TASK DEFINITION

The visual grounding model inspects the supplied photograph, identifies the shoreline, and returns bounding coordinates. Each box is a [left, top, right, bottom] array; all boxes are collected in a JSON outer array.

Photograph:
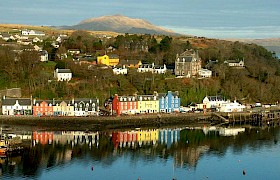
[[0, 113, 212, 131]]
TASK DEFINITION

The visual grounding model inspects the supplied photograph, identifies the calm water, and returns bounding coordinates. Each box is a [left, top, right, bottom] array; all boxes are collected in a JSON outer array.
[[1, 126, 280, 180]]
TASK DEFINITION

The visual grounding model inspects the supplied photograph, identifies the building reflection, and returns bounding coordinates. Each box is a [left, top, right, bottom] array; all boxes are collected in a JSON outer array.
[[0, 126, 271, 179]]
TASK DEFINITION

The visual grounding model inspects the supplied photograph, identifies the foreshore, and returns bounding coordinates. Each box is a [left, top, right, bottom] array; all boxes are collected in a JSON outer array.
[[0, 113, 212, 131]]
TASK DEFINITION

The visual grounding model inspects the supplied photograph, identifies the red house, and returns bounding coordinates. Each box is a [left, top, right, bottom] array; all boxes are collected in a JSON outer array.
[[33, 100, 54, 116], [112, 94, 138, 116]]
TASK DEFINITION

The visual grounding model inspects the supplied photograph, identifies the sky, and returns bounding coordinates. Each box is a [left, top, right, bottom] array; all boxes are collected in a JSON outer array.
[[1, 0, 280, 39]]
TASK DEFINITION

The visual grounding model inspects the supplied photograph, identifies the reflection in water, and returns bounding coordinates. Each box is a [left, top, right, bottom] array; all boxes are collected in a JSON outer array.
[[0, 126, 279, 179]]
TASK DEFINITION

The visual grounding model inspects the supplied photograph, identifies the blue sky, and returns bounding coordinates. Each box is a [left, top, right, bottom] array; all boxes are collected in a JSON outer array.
[[1, 0, 280, 38]]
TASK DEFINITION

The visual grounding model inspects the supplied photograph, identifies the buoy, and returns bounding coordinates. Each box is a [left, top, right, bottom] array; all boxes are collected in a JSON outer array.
[[91, 166, 94, 171], [243, 170, 246, 175]]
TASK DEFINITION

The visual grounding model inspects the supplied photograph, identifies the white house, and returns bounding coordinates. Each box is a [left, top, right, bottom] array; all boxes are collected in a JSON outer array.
[[218, 101, 246, 112], [54, 68, 72, 81], [224, 59, 245, 68], [198, 69, 212, 78], [203, 95, 227, 109], [21, 29, 45, 36], [113, 66, 128, 75], [153, 64, 167, 74], [2, 97, 32, 115], [32, 37, 43, 43], [39, 50, 48, 62], [137, 63, 154, 73], [67, 49, 80, 55]]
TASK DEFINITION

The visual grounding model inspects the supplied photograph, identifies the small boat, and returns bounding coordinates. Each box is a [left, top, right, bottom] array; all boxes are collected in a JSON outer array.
[[0, 146, 7, 154]]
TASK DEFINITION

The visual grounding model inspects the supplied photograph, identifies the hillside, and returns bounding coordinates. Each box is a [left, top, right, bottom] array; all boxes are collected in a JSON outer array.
[[59, 14, 179, 35], [0, 23, 280, 105]]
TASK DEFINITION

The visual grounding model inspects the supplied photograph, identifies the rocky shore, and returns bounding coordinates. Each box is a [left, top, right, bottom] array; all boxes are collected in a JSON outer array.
[[0, 113, 212, 131]]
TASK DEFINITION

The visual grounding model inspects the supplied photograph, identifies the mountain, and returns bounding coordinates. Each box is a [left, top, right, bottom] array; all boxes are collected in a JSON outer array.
[[59, 14, 179, 35]]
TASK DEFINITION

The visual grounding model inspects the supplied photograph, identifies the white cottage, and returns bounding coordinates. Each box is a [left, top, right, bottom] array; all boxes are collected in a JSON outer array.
[[113, 66, 128, 75], [2, 97, 32, 115], [54, 68, 72, 81], [198, 69, 212, 78], [203, 95, 227, 109]]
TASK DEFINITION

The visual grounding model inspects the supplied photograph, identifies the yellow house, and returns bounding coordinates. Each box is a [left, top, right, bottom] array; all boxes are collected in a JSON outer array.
[[97, 54, 119, 66], [137, 94, 159, 114], [137, 129, 159, 146]]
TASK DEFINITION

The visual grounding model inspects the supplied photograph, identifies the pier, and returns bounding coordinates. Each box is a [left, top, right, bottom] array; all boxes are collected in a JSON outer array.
[[211, 111, 280, 127]]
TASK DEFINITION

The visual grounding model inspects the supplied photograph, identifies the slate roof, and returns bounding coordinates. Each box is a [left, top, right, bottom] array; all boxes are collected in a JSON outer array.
[[118, 59, 140, 66], [137, 95, 158, 101], [139, 64, 153, 68], [207, 95, 224, 101], [56, 69, 71, 73], [2, 98, 31, 106]]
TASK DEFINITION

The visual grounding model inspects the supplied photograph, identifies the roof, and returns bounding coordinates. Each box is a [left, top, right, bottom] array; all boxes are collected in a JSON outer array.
[[177, 49, 199, 62], [39, 50, 48, 55], [108, 54, 119, 59], [118, 59, 141, 66], [139, 64, 153, 68], [206, 95, 224, 101], [137, 95, 158, 101], [56, 69, 71, 73], [154, 65, 165, 69], [74, 98, 99, 103], [224, 59, 244, 63], [2, 98, 31, 106]]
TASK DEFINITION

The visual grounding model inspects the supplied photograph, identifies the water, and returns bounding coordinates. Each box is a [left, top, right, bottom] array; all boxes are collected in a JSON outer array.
[[1, 126, 280, 179]]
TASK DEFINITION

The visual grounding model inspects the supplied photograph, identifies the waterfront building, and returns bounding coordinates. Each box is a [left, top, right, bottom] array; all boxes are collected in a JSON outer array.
[[175, 49, 202, 77], [218, 101, 246, 112], [137, 93, 159, 114], [202, 95, 227, 109], [2, 97, 32, 115], [112, 94, 138, 116], [33, 100, 53, 116], [97, 54, 119, 66], [52, 100, 74, 116], [158, 91, 180, 113], [72, 98, 99, 116]]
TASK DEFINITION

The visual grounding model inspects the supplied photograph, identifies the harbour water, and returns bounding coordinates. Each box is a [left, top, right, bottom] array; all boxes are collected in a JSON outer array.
[[1, 125, 280, 180]]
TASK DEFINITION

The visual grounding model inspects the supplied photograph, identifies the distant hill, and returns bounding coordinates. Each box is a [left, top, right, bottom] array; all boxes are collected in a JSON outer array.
[[59, 14, 180, 35], [225, 38, 280, 54]]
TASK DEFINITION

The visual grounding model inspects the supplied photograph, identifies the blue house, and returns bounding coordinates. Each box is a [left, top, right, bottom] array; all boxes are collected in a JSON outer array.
[[158, 91, 180, 113]]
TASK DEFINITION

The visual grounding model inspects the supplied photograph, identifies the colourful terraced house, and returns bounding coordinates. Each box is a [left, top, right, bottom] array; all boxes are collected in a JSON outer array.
[[137, 93, 159, 114], [158, 91, 180, 113], [112, 95, 138, 116]]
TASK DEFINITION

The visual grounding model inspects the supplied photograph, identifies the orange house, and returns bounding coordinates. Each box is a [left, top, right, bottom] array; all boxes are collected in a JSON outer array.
[[33, 100, 54, 116]]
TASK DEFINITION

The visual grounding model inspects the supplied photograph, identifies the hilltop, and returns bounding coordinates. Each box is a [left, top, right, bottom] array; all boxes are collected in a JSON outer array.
[[59, 14, 179, 35]]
